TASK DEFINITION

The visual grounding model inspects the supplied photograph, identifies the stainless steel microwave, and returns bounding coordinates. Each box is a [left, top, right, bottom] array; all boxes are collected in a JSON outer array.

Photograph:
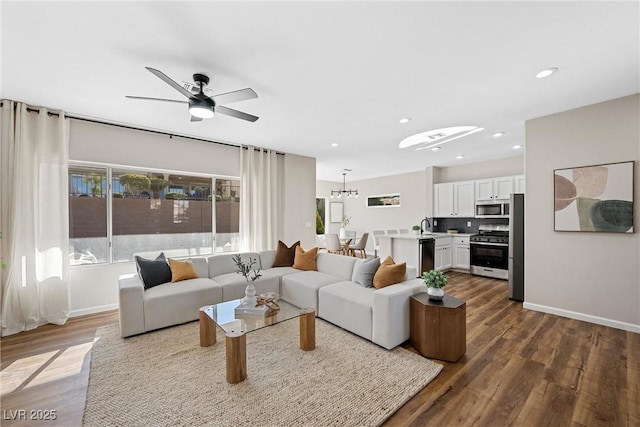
[[475, 201, 509, 218]]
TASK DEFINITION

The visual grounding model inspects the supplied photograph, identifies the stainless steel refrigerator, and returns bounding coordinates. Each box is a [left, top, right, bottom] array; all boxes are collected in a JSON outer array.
[[508, 193, 525, 301]]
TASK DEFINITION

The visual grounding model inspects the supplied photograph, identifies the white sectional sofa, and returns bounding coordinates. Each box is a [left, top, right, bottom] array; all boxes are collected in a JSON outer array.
[[118, 250, 426, 349]]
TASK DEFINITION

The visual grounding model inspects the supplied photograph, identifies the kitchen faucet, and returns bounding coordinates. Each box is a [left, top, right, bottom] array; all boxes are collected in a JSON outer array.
[[420, 217, 431, 234]]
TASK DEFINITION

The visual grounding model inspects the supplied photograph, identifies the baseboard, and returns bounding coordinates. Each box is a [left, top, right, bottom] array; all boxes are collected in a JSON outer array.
[[70, 304, 119, 318], [523, 302, 640, 333]]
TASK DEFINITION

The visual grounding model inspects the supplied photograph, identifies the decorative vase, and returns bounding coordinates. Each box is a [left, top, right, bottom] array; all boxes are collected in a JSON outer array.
[[242, 282, 257, 307], [339, 228, 346, 239], [427, 286, 444, 301]]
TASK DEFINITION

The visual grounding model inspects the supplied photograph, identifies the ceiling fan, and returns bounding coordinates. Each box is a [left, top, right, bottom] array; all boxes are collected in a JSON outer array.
[[126, 67, 258, 122]]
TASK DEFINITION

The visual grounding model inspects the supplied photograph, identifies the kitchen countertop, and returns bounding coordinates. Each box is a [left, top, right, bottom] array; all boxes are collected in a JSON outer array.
[[379, 233, 473, 240]]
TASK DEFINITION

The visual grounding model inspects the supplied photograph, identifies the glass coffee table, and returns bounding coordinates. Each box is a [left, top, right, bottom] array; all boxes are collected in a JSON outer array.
[[199, 298, 315, 384]]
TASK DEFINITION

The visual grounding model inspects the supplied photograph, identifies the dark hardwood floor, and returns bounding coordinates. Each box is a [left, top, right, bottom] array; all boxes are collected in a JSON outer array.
[[1, 272, 638, 426]]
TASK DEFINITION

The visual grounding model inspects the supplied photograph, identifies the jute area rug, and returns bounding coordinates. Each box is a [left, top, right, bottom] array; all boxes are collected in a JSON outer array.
[[84, 319, 442, 426]]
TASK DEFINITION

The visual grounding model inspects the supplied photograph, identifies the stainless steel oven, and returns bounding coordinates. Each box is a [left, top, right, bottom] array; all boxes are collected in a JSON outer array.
[[470, 225, 509, 280]]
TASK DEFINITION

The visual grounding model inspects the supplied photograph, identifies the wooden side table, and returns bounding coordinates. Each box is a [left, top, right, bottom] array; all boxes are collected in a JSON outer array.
[[410, 293, 466, 362]]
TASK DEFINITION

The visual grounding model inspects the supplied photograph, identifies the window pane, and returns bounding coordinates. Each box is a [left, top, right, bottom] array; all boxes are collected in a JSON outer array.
[[69, 166, 108, 264], [215, 179, 240, 253], [112, 170, 213, 262]]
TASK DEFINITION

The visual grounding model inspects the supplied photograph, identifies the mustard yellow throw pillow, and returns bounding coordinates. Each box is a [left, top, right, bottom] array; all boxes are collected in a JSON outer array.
[[373, 256, 406, 289], [168, 258, 199, 283], [292, 246, 318, 271]]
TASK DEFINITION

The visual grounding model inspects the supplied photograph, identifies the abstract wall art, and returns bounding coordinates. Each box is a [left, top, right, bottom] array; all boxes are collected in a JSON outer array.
[[554, 161, 634, 233], [366, 193, 401, 208]]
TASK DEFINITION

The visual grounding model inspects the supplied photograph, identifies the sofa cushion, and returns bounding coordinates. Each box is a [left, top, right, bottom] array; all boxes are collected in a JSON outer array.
[[316, 252, 358, 280], [373, 257, 406, 289], [293, 246, 318, 271], [352, 257, 380, 288], [208, 252, 260, 277], [273, 240, 300, 267], [212, 271, 280, 301], [318, 282, 373, 341], [135, 253, 171, 289], [143, 278, 222, 332], [281, 271, 343, 312], [168, 258, 199, 282], [265, 266, 300, 278]]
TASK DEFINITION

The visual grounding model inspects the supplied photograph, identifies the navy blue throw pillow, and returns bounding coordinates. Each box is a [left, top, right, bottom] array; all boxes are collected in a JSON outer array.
[[135, 252, 172, 289]]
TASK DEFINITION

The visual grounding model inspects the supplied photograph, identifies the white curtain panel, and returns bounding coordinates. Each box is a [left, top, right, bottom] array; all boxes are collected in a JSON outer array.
[[240, 146, 279, 251], [0, 100, 70, 336]]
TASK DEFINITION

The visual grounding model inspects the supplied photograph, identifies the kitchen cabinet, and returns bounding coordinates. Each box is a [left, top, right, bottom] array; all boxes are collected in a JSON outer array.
[[475, 176, 514, 201], [514, 175, 525, 194], [434, 181, 474, 217], [434, 237, 452, 271], [452, 236, 470, 270]]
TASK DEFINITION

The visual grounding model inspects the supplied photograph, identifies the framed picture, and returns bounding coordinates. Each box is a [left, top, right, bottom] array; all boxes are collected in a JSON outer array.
[[329, 202, 343, 223], [554, 161, 634, 232], [366, 193, 401, 208]]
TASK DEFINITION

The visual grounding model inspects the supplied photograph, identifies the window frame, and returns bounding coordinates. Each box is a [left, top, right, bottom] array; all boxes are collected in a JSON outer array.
[[68, 160, 240, 267]]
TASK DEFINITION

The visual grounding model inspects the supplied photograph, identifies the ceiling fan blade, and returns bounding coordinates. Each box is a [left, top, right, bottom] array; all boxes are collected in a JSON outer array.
[[190, 116, 203, 122], [211, 88, 258, 105], [215, 106, 259, 122], [125, 95, 188, 104], [145, 67, 194, 99]]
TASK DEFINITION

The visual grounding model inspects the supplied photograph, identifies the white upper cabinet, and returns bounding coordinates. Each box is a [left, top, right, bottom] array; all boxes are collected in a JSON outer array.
[[514, 175, 525, 194], [475, 176, 514, 201], [434, 181, 475, 217], [434, 183, 454, 217], [454, 181, 475, 216]]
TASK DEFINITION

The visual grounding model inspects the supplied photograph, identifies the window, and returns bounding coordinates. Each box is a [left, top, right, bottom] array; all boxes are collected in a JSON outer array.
[[68, 164, 240, 265], [69, 166, 108, 265]]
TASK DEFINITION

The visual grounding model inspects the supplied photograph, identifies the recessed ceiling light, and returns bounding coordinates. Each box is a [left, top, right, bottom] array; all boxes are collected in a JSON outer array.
[[536, 67, 559, 79], [492, 131, 506, 138], [513, 145, 523, 150], [331, 143, 339, 147], [431, 147, 441, 151], [456, 155, 464, 159], [399, 117, 411, 124], [399, 126, 484, 150]]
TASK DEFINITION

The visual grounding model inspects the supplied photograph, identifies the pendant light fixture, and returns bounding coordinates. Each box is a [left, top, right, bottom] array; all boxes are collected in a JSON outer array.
[[331, 170, 358, 198]]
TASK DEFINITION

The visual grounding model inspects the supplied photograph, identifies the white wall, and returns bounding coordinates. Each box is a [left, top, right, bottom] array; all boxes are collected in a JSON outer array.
[[436, 155, 524, 183], [317, 171, 427, 253], [525, 94, 640, 332], [70, 119, 241, 176], [68, 120, 316, 316]]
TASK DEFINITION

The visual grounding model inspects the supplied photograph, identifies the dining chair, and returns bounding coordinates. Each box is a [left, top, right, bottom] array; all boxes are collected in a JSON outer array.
[[386, 229, 399, 235], [372, 230, 386, 256], [397, 229, 409, 234], [325, 234, 343, 254], [349, 233, 369, 258]]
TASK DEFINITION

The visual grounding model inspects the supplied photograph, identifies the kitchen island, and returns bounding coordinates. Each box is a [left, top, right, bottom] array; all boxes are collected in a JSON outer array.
[[378, 233, 472, 276]]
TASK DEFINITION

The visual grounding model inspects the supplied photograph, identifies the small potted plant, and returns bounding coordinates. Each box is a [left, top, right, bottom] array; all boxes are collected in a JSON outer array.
[[422, 269, 448, 300], [233, 254, 262, 307], [339, 215, 351, 239], [412, 225, 421, 235]]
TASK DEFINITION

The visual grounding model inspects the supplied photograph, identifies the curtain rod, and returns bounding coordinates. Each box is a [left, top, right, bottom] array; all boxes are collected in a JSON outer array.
[[1, 100, 284, 154]]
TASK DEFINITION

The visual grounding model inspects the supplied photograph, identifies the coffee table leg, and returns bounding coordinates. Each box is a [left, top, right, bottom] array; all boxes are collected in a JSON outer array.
[[300, 309, 316, 351], [199, 306, 216, 347], [225, 331, 247, 384]]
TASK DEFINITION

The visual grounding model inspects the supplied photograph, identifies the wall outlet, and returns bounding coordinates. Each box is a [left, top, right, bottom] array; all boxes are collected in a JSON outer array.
[[305, 221, 312, 227], [467, 221, 472, 227]]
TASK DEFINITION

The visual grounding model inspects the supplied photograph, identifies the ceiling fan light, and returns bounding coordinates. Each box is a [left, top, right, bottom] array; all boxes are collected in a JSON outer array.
[[189, 105, 214, 119]]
